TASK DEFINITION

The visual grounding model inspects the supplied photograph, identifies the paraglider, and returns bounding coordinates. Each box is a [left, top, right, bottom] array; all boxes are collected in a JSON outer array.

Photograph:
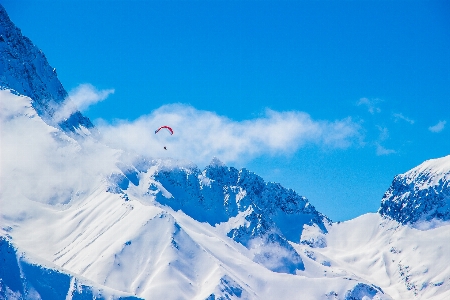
[[155, 126, 173, 150], [155, 125, 173, 135]]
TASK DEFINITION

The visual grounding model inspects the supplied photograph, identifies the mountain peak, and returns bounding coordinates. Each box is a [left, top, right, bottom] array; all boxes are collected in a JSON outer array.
[[379, 154, 450, 227], [0, 4, 8, 21], [208, 156, 225, 167], [0, 4, 93, 133]]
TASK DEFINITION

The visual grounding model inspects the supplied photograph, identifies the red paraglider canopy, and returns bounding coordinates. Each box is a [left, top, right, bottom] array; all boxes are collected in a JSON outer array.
[[155, 125, 174, 135]]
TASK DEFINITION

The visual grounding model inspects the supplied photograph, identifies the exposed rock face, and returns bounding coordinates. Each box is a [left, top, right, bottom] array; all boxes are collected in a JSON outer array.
[[379, 155, 450, 225], [107, 156, 330, 274], [0, 4, 93, 132], [151, 160, 330, 234], [108, 158, 330, 274]]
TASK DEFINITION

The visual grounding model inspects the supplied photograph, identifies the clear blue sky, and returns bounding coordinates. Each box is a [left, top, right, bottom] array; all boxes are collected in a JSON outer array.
[[4, 0, 449, 221]]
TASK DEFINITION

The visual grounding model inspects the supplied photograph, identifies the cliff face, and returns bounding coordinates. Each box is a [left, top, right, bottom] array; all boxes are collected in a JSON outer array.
[[0, 4, 93, 132], [379, 155, 450, 226]]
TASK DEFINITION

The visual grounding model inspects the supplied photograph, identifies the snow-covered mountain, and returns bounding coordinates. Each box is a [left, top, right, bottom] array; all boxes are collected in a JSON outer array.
[[379, 155, 450, 227], [0, 4, 93, 133], [1, 5, 449, 300], [108, 156, 331, 275]]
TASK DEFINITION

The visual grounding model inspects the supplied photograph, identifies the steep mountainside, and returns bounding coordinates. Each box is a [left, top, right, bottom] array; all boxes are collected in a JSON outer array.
[[379, 155, 450, 226], [0, 4, 93, 132], [108, 157, 331, 274], [0, 237, 141, 300]]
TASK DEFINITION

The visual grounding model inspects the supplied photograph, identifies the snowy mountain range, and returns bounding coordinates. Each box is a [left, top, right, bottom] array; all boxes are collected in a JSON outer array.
[[1, 5, 449, 299]]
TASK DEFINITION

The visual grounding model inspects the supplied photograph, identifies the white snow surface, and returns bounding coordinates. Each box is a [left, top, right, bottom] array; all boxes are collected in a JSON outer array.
[[402, 155, 450, 189], [316, 213, 450, 300], [1, 90, 449, 299]]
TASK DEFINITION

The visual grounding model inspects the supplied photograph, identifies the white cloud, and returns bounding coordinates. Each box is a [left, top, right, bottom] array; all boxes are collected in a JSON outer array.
[[376, 143, 396, 156], [0, 88, 363, 208], [0, 90, 118, 207], [393, 113, 414, 125], [357, 97, 382, 114], [53, 84, 114, 122], [376, 126, 390, 141], [428, 120, 446, 133], [374, 126, 396, 156], [97, 104, 363, 166]]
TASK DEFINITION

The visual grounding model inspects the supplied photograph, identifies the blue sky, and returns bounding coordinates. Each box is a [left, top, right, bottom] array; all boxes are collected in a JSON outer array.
[[4, 0, 449, 221]]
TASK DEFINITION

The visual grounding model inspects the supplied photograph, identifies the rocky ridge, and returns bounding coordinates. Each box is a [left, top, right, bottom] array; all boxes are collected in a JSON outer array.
[[379, 155, 450, 226], [0, 4, 93, 133], [108, 157, 331, 274]]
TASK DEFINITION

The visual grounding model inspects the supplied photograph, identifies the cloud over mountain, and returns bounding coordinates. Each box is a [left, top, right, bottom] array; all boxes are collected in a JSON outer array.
[[53, 84, 115, 122], [96, 104, 362, 165]]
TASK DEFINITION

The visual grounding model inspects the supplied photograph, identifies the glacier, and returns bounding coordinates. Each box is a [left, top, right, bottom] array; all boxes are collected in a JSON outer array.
[[1, 4, 450, 300]]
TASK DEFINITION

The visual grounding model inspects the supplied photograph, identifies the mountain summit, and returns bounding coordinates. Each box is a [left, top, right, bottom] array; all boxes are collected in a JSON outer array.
[[379, 155, 450, 227], [0, 4, 93, 133]]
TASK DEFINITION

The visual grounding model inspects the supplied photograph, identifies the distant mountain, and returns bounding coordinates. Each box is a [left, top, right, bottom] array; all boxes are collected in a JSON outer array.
[[0, 4, 93, 133], [379, 155, 450, 227]]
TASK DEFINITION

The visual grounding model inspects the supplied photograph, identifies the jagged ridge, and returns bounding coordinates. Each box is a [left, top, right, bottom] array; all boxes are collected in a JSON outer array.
[[0, 4, 93, 133], [108, 157, 330, 274]]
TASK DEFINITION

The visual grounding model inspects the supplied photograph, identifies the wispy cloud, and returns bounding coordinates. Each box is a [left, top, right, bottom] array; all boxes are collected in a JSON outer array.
[[393, 113, 414, 125], [97, 104, 363, 166], [376, 126, 390, 141], [376, 143, 396, 156], [53, 84, 114, 122], [428, 120, 446, 133], [357, 97, 382, 114], [374, 126, 396, 156]]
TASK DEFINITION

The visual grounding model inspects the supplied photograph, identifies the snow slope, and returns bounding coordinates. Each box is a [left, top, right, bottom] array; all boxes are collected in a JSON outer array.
[[315, 213, 450, 300], [0, 237, 141, 300]]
